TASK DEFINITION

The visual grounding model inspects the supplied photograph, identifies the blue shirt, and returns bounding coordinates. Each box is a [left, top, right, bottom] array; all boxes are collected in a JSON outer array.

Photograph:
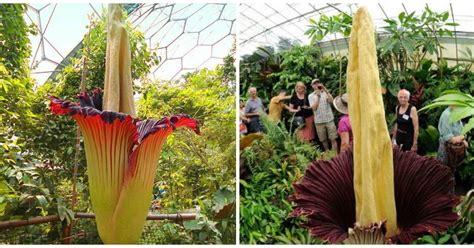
[[438, 107, 463, 143]]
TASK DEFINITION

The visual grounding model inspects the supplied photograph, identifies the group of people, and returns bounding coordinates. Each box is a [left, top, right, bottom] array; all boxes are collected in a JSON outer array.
[[240, 79, 469, 167], [241, 79, 352, 154]]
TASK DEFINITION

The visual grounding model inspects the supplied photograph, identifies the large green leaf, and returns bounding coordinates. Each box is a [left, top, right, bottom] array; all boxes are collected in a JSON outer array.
[[35, 195, 47, 207], [401, 38, 415, 54], [438, 234, 451, 244], [183, 219, 205, 231], [387, 81, 401, 97], [420, 101, 472, 112], [449, 107, 474, 124], [213, 188, 235, 213], [462, 117, 474, 134], [434, 92, 474, 103]]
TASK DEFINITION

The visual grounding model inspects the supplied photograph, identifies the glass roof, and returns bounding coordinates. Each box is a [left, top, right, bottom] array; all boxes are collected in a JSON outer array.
[[25, 3, 236, 85], [239, 2, 474, 56]]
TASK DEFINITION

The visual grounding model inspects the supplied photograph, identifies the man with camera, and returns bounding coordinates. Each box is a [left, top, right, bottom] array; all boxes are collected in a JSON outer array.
[[308, 79, 338, 152]]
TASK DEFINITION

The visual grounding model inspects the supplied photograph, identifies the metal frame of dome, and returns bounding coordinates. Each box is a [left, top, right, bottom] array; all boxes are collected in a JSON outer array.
[[26, 3, 235, 84], [239, 2, 474, 64]]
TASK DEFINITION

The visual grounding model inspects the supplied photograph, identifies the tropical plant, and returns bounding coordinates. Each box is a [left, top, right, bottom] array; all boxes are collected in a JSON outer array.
[[240, 46, 282, 102], [0, 4, 36, 79], [139, 221, 192, 244], [240, 116, 326, 244], [291, 147, 459, 244], [271, 45, 321, 92], [417, 125, 439, 155], [45, 4, 198, 243], [412, 189, 473, 244], [24, 7, 159, 171], [457, 138, 474, 187], [305, 12, 352, 44], [241, 44, 347, 106], [0, 4, 36, 159], [291, 8, 459, 244], [136, 63, 236, 244], [138, 67, 235, 211], [1, 3, 235, 244], [221, 40, 236, 84], [420, 90, 474, 134], [183, 188, 236, 244]]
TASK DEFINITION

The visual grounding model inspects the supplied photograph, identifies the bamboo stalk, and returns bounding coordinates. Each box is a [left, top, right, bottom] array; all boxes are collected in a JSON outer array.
[[0, 213, 197, 230]]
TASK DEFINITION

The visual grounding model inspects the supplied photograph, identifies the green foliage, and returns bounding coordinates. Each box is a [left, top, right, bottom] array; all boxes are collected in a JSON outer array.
[[377, 7, 458, 72], [240, 6, 474, 245], [70, 219, 102, 244], [302, 6, 471, 122], [24, 8, 159, 172], [1, 5, 162, 244], [306, 12, 352, 44], [240, 46, 282, 102], [272, 45, 321, 91], [412, 190, 474, 244], [418, 125, 439, 153], [0, 4, 36, 79], [0, 63, 34, 148], [240, 44, 346, 105], [1, 3, 235, 244], [183, 188, 236, 244], [0, 223, 62, 244], [0, 5, 73, 242], [420, 90, 474, 134], [240, 116, 326, 244], [457, 138, 474, 187], [306, 6, 458, 75], [139, 221, 192, 244], [0, 145, 77, 242], [137, 65, 235, 243], [0, 4, 35, 156], [221, 40, 236, 84]]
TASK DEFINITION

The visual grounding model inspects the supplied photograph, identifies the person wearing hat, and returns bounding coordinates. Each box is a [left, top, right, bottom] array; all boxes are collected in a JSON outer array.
[[334, 93, 352, 153], [308, 79, 338, 152]]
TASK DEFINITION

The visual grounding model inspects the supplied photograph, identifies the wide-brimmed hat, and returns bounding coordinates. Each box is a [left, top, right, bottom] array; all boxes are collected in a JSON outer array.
[[333, 93, 348, 114]]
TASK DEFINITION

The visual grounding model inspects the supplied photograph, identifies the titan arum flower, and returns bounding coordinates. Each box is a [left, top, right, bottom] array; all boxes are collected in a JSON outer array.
[[49, 4, 199, 244], [289, 7, 459, 244]]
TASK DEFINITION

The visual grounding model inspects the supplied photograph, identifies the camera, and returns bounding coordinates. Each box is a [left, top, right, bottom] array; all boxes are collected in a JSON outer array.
[[317, 85, 323, 90]]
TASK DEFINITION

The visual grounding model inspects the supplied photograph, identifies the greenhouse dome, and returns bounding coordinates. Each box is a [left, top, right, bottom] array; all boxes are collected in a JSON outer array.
[[25, 3, 236, 84], [240, 2, 474, 63]]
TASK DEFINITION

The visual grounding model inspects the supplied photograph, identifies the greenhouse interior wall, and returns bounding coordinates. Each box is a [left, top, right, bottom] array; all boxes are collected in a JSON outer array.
[[317, 31, 474, 70]]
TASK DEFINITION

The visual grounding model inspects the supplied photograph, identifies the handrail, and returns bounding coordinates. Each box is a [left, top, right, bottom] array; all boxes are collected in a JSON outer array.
[[0, 212, 197, 230]]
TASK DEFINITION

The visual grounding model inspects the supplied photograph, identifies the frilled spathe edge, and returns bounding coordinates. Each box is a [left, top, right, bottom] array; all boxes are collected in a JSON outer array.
[[49, 91, 199, 146], [290, 147, 459, 244]]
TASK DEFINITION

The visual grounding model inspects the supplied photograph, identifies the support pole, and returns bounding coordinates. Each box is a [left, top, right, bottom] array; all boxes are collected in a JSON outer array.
[[62, 26, 91, 245]]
